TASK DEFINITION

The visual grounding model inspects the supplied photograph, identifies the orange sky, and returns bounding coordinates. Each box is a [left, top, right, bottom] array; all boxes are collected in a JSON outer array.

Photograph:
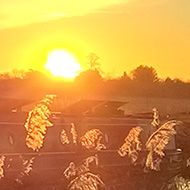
[[0, 0, 190, 80]]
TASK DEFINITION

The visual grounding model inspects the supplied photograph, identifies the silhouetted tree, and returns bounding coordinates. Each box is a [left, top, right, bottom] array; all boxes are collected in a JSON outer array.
[[120, 71, 131, 81], [0, 72, 11, 79], [87, 53, 100, 70], [130, 65, 158, 97], [131, 65, 158, 83], [0, 69, 26, 79], [11, 69, 26, 79], [117, 72, 133, 96], [74, 69, 103, 96]]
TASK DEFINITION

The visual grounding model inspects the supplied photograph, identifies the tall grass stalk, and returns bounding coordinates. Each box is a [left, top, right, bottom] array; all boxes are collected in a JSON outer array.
[[118, 126, 143, 163], [24, 95, 56, 151]]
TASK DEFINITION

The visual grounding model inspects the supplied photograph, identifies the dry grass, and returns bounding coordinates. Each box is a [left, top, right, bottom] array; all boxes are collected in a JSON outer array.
[[60, 123, 77, 145], [60, 129, 70, 145], [71, 123, 77, 145], [80, 129, 106, 151], [151, 108, 160, 127], [0, 155, 5, 179], [15, 156, 35, 184], [118, 108, 182, 171], [186, 157, 190, 167], [21, 96, 184, 188], [64, 155, 98, 179], [24, 95, 56, 151], [174, 176, 190, 190], [118, 126, 143, 163], [64, 155, 104, 190], [145, 120, 181, 170], [68, 172, 104, 190], [163, 175, 190, 190]]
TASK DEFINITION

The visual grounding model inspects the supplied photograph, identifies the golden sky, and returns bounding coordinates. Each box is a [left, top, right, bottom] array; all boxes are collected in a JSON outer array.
[[0, 0, 190, 80]]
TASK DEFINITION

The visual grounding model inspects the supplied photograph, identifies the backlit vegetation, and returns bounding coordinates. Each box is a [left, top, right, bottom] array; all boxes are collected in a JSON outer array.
[[118, 109, 182, 172], [174, 176, 190, 190], [64, 155, 104, 190], [24, 95, 56, 151], [71, 123, 77, 145], [15, 156, 35, 184], [80, 129, 106, 150], [2, 65, 190, 100], [162, 175, 190, 190], [145, 120, 181, 171], [0, 155, 5, 179], [60, 129, 70, 145], [151, 108, 160, 127], [0, 93, 186, 189], [118, 126, 143, 163]]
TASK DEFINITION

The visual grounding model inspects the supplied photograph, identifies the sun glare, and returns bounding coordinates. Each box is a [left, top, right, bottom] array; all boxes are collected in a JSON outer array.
[[45, 50, 82, 79]]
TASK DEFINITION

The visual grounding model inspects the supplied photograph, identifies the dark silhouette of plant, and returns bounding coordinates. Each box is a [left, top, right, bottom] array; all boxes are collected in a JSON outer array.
[[74, 69, 103, 95]]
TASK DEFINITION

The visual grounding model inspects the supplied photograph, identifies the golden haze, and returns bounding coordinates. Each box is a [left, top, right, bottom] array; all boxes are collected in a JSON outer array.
[[0, 0, 189, 80]]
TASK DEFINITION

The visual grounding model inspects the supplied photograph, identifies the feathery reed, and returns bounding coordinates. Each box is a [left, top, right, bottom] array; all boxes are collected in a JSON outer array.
[[24, 95, 56, 151], [71, 123, 77, 145], [118, 126, 143, 163], [0, 156, 5, 179], [60, 129, 70, 145], [68, 172, 104, 190], [64, 155, 98, 179], [186, 157, 190, 167], [174, 175, 190, 190], [15, 156, 35, 184], [145, 120, 181, 170], [80, 129, 106, 150], [151, 108, 160, 127], [64, 155, 104, 190]]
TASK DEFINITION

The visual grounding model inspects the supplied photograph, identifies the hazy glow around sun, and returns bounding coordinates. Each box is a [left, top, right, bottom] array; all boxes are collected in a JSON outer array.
[[45, 49, 82, 79]]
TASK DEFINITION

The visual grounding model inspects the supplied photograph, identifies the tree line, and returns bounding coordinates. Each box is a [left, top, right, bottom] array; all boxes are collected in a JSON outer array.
[[0, 54, 190, 99]]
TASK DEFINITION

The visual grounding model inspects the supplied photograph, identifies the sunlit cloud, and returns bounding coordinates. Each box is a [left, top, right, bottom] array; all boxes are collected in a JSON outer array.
[[0, 0, 126, 29], [41, 13, 68, 18], [91, 10, 129, 14]]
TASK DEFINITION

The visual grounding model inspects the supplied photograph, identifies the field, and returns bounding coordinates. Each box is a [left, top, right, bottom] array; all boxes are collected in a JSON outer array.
[[118, 96, 190, 117]]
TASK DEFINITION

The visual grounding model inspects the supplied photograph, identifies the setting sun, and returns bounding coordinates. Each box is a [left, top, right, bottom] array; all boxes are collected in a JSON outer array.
[[45, 49, 82, 79]]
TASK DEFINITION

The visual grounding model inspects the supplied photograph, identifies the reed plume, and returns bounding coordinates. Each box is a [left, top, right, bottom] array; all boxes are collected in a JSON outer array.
[[0, 155, 5, 179], [15, 156, 35, 184], [186, 157, 190, 167], [60, 129, 70, 145], [64, 155, 104, 190], [64, 155, 98, 179], [145, 120, 181, 170], [68, 172, 104, 190], [24, 95, 56, 151], [80, 129, 106, 150], [174, 175, 190, 190], [118, 126, 143, 163], [151, 108, 160, 127], [71, 123, 77, 145]]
